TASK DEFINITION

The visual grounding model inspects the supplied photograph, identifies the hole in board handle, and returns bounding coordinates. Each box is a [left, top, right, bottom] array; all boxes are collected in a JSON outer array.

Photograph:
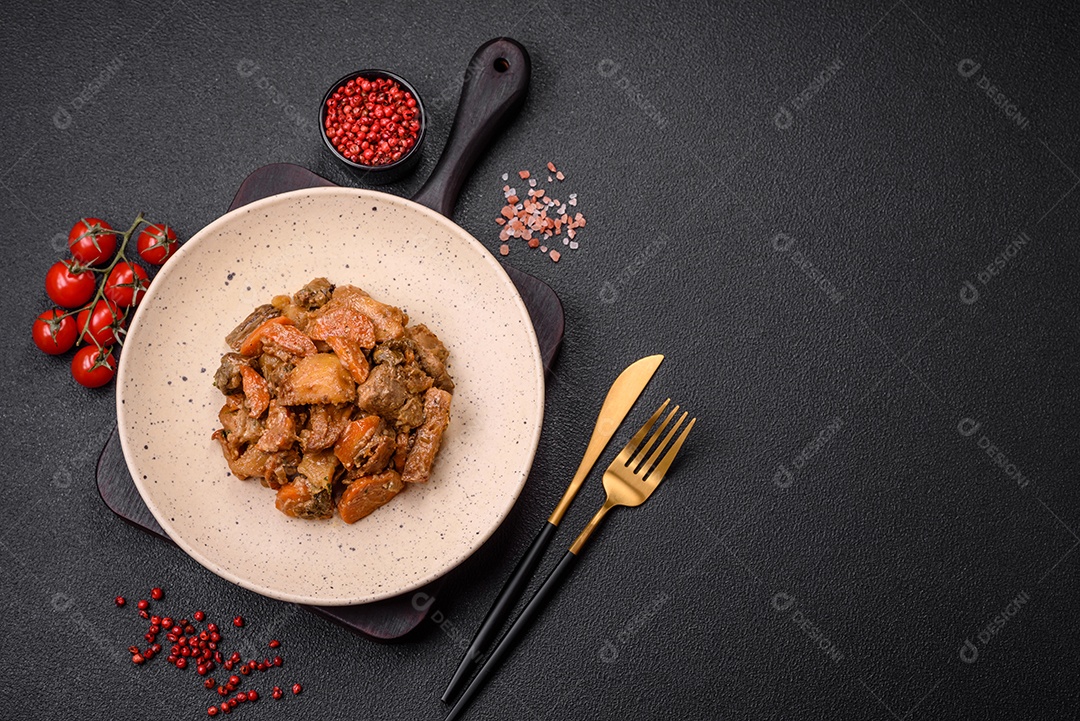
[[493, 57, 509, 72]]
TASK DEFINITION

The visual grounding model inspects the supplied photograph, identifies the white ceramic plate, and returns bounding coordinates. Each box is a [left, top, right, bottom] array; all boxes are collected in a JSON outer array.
[[117, 187, 544, 606]]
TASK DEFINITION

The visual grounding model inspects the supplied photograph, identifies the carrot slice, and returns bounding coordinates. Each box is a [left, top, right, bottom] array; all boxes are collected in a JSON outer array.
[[274, 478, 333, 519], [325, 336, 370, 384], [333, 415, 382, 468], [275, 480, 310, 518], [238, 365, 270, 417], [242, 322, 317, 359], [238, 316, 292, 355], [306, 306, 376, 349], [337, 470, 404, 524]]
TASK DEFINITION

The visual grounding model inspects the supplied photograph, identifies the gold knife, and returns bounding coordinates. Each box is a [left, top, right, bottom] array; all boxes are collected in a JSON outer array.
[[442, 354, 663, 702], [547, 354, 665, 524]]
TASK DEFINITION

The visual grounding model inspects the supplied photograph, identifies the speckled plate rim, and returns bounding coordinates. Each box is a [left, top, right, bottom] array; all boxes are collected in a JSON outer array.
[[116, 186, 545, 606]]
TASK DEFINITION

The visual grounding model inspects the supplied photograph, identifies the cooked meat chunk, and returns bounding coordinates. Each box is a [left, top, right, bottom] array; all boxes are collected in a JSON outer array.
[[214, 279, 453, 522], [393, 427, 411, 472], [397, 396, 424, 428], [407, 324, 454, 393], [216, 394, 264, 449], [211, 428, 240, 462], [307, 306, 376, 349], [299, 403, 353, 451], [398, 361, 434, 395], [337, 470, 404, 523], [226, 304, 281, 351], [275, 476, 333, 520], [334, 415, 396, 475], [239, 366, 270, 418], [354, 364, 407, 417], [355, 364, 424, 427], [368, 341, 434, 400], [263, 447, 301, 489], [240, 318, 317, 360], [258, 353, 294, 393], [213, 353, 252, 395], [371, 339, 413, 366], [277, 353, 356, 405], [328, 285, 408, 342], [256, 401, 297, 452], [292, 277, 335, 310], [401, 388, 452, 483], [220, 444, 272, 480]]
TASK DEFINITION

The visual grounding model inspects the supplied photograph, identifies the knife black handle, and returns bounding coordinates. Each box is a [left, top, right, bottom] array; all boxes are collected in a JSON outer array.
[[444, 550, 578, 721], [441, 521, 557, 703]]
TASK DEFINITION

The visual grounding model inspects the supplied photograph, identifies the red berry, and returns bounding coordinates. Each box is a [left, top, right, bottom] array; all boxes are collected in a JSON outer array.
[[233, 616, 244, 628], [247, 691, 258, 702], [292, 683, 302, 695], [115, 596, 126, 607], [132, 654, 145, 665], [269, 639, 280, 649], [150, 587, 163, 600], [194, 610, 205, 622], [207, 708, 218, 717], [137, 599, 149, 611], [205, 678, 216, 689]]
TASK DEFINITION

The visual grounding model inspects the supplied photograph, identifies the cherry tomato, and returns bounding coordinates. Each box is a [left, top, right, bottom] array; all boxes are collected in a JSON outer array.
[[32, 308, 77, 355], [71, 345, 116, 388], [68, 217, 118, 267], [76, 299, 125, 347], [104, 260, 149, 308], [45, 260, 96, 308], [137, 224, 179, 265]]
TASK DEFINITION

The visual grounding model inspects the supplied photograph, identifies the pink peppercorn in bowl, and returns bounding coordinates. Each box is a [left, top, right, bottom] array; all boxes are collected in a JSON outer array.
[[319, 69, 426, 184]]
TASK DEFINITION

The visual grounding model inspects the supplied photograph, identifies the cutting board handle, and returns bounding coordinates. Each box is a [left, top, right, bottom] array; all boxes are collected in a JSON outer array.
[[412, 38, 531, 217]]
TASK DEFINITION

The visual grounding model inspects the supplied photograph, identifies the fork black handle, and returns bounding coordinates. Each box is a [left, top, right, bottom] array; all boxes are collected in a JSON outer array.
[[442, 521, 558, 702], [444, 550, 578, 721]]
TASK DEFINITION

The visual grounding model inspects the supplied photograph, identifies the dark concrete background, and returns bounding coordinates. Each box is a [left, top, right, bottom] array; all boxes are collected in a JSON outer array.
[[2, 1, 1078, 719]]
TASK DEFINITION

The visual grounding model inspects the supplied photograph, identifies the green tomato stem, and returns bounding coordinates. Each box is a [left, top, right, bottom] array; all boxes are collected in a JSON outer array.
[[78, 212, 147, 347]]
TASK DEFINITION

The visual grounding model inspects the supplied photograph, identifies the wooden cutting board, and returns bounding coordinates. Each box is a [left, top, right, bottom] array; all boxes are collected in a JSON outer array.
[[96, 162, 564, 639]]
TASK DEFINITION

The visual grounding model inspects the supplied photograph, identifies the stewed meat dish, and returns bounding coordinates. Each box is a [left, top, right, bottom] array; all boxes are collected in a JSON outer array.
[[212, 278, 453, 523]]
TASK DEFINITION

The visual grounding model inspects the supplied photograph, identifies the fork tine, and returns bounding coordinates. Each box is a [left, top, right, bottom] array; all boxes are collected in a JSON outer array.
[[644, 417, 695, 485], [614, 399, 670, 466], [637, 410, 687, 476], [629, 405, 679, 470]]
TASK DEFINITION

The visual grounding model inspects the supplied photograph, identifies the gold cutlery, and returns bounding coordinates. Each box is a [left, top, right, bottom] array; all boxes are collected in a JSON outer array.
[[444, 399, 695, 721], [442, 354, 663, 701]]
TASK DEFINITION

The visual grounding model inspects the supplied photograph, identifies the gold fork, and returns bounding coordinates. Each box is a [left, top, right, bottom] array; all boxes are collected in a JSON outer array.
[[444, 399, 695, 721]]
